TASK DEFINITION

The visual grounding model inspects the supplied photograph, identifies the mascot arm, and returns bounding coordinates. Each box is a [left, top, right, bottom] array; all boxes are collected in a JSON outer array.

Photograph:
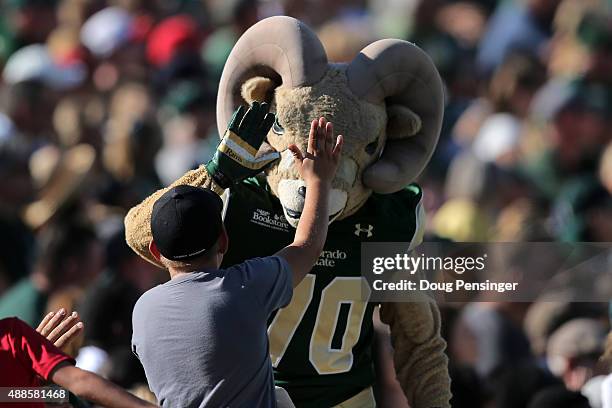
[[377, 201, 450, 407], [379, 298, 451, 408], [124, 165, 224, 268]]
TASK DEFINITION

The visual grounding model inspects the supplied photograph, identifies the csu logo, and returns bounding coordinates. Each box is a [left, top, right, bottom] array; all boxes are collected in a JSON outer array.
[[354, 223, 374, 238]]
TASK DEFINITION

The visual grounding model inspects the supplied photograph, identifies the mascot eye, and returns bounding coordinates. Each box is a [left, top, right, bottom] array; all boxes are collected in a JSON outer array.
[[272, 117, 285, 135], [365, 138, 379, 155]]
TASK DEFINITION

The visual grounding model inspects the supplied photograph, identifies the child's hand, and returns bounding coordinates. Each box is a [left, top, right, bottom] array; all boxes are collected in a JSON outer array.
[[288, 117, 343, 186], [36, 309, 83, 352]]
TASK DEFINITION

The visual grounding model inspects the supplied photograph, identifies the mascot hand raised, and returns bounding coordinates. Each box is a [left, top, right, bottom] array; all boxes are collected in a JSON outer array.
[[206, 102, 279, 189]]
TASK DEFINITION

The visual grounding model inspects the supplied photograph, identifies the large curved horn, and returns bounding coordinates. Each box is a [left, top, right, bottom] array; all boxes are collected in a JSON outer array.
[[347, 40, 444, 193], [216, 16, 328, 137]]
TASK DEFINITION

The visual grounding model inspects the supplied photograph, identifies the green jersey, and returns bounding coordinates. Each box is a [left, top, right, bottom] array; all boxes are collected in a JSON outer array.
[[221, 177, 424, 407]]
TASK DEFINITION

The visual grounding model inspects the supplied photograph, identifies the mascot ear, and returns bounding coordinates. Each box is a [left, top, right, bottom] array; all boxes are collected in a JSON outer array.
[[387, 104, 422, 140], [241, 76, 277, 104]]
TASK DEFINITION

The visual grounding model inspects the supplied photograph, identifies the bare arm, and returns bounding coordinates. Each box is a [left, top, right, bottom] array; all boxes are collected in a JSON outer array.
[[275, 117, 343, 287], [50, 363, 157, 408], [276, 180, 329, 287]]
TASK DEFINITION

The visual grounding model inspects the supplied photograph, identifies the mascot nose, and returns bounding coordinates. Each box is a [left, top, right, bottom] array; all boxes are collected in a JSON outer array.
[[298, 186, 306, 198]]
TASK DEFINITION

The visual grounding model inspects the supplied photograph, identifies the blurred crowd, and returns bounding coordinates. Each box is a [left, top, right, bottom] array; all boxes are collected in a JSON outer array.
[[0, 0, 610, 407]]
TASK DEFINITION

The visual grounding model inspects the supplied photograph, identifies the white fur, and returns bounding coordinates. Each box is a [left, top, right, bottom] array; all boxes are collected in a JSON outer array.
[[278, 179, 348, 227], [279, 149, 295, 171], [337, 157, 358, 186]]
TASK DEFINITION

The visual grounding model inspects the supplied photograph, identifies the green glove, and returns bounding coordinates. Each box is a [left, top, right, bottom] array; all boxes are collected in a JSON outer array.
[[206, 102, 279, 189]]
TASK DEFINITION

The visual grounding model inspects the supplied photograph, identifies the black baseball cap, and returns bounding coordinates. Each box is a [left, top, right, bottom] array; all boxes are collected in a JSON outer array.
[[151, 185, 223, 261]]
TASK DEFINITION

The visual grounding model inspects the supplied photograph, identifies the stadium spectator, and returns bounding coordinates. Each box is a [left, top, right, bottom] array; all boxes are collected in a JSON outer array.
[[0, 140, 35, 291], [523, 81, 612, 200], [477, 0, 561, 75], [491, 360, 562, 408], [0, 221, 103, 326], [450, 302, 533, 379], [546, 318, 608, 392], [527, 385, 591, 408]]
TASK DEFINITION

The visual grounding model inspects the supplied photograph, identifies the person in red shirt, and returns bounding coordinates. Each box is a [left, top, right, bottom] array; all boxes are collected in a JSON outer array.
[[0, 316, 156, 408]]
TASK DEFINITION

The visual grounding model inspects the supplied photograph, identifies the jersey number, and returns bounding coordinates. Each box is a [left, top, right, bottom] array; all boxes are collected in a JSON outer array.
[[268, 276, 369, 374]]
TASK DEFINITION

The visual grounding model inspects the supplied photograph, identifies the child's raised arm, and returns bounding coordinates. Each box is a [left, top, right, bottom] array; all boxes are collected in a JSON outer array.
[[275, 117, 343, 287]]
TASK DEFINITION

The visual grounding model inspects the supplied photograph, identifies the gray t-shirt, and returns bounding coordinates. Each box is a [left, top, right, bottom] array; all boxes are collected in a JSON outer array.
[[132, 256, 293, 408]]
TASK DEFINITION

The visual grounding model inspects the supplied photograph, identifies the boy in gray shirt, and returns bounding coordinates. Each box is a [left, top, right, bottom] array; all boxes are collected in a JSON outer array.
[[131, 106, 343, 408]]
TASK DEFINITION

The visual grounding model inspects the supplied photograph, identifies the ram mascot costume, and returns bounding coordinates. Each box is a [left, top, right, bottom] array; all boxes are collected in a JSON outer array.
[[125, 16, 451, 408]]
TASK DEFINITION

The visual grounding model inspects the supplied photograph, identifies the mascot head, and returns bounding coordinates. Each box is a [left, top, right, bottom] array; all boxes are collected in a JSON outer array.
[[217, 16, 444, 227]]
